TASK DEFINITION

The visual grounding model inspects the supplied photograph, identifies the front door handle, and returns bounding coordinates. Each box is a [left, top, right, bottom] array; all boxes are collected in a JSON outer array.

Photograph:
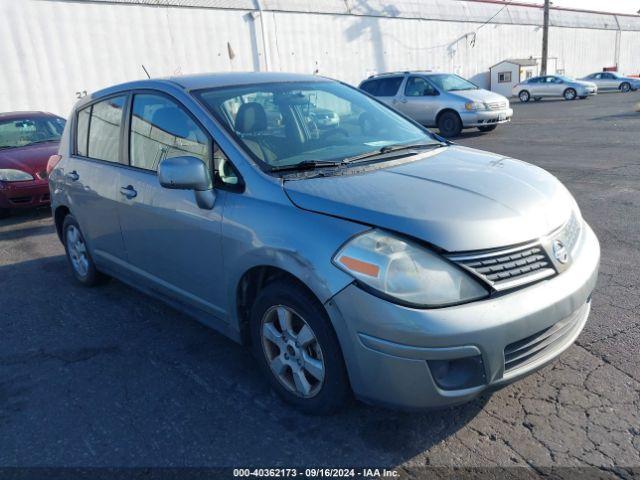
[[66, 171, 79, 182], [120, 185, 137, 199]]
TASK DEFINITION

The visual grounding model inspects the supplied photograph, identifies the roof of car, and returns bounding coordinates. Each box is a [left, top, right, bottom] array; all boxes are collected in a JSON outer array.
[[167, 71, 330, 90], [366, 70, 447, 79]]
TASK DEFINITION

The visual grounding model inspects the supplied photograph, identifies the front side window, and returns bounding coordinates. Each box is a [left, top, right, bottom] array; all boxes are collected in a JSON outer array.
[[0, 116, 65, 150], [405, 77, 437, 96], [129, 94, 210, 171], [427, 74, 478, 92], [85, 96, 126, 163], [196, 81, 437, 170]]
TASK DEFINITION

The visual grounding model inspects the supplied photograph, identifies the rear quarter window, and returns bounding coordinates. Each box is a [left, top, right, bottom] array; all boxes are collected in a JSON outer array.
[[360, 77, 403, 97]]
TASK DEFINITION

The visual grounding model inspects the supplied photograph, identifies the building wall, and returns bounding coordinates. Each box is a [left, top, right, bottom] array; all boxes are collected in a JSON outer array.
[[0, 0, 638, 116]]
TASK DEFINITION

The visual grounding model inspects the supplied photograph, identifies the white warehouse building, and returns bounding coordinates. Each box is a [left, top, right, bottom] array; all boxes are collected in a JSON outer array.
[[1, 0, 639, 116]]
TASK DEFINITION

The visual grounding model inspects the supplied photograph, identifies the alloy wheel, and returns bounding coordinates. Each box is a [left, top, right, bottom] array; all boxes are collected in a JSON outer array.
[[66, 225, 89, 278], [261, 305, 325, 398]]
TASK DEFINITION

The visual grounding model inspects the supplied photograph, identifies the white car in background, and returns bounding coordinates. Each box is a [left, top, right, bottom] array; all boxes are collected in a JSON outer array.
[[580, 72, 640, 93]]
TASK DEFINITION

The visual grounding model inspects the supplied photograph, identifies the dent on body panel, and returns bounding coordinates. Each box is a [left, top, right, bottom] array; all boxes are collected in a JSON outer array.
[[221, 193, 365, 319]]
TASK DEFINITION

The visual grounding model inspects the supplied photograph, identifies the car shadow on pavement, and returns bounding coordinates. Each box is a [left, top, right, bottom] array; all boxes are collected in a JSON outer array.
[[0, 207, 51, 228], [0, 255, 489, 467]]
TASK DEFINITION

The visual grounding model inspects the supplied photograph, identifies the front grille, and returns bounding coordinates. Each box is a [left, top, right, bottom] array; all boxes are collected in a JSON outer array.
[[553, 211, 581, 254], [487, 101, 508, 110], [449, 243, 556, 291], [504, 304, 586, 375], [9, 196, 32, 204]]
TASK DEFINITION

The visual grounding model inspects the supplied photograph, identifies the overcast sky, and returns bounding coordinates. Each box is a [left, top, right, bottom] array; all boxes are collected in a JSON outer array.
[[543, 0, 639, 14]]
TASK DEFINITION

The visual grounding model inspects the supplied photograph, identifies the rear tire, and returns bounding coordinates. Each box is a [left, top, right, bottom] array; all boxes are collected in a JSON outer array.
[[478, 125, 497, 132], [0, 208, 10, 219], [437, 111, 463, 138], [250, 280, 350, 415], [519, 90, 530, 103], [620, 82, 631, 93], [563, 88, 577, 100], [62, 214, 109, 286]]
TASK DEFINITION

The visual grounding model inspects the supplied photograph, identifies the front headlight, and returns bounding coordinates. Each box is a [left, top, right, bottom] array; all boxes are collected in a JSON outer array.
[[333, 229, 489, 307], [0, 169, 34, 182], [465, 101, 488, 111]]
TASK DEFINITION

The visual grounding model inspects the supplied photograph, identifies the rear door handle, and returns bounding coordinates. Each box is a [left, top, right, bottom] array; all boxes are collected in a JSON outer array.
[[120, 185, 137, 199], [66, 171, 79, 182]]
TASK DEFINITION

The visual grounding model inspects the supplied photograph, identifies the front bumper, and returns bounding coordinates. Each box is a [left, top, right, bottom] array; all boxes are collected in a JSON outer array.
[[460, 108, 513, 128], [0, 180, 50, 210], [325, 222, 599, 409]]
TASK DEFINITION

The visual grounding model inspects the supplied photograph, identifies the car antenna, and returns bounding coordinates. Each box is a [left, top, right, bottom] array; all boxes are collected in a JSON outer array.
[[141, 65, 151, 79]]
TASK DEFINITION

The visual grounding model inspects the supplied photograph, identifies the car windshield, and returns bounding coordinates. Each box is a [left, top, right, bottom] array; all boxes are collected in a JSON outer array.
[[0, 116, 65, 149], [426, 74, 478, 92], [557, 75, 574, 82], [195, 81, 438, 170]]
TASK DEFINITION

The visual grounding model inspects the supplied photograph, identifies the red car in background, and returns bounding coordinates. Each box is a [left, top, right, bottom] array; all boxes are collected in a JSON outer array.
[[0, 111, 66, 218]]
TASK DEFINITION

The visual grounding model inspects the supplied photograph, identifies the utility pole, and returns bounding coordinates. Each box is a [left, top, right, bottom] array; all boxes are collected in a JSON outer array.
[[540, 0, 550, 75]]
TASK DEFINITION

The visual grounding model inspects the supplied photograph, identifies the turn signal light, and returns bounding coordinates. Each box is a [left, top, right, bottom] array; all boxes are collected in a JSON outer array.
[[46, 154, 62, 176]]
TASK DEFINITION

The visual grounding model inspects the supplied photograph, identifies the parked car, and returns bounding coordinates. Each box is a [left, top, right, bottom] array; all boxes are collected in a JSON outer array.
[[512, 75, 597, 102], [0, 111, 66, 218], [579, 71, 640, 92], [358, 71, 512, 137], [50, 73, 599, 414]]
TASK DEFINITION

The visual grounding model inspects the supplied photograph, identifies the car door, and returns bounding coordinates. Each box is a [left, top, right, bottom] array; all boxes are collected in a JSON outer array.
[[115, 92, 229, 321], [526, 77, 542, 96], [392, 76, 439, 126], [65, 95, 129, 266], [602, 73, 619, 90]]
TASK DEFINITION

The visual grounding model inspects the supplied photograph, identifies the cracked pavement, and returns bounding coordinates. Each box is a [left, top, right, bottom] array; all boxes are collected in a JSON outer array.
[[0, 92, 638, 477]]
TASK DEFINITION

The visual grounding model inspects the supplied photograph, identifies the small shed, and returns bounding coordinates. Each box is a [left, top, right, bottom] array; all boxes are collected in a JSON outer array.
[[490, 59, 539, 97]]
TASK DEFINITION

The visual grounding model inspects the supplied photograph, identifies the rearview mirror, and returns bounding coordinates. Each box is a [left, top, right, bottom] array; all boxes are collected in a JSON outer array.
[[158, 156, 215, 209]]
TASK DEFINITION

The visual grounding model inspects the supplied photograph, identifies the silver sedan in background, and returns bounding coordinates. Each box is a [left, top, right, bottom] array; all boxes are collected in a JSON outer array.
[[580, 72, 640, 92], [513, 75, 597, 102]]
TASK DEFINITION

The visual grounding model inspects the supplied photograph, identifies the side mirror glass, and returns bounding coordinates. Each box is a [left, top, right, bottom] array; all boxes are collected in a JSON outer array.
[[158, 156, 215, 210]]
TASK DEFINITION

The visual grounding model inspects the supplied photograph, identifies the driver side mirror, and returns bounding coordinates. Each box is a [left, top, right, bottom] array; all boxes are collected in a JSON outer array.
[[158, 155, 216, 210]]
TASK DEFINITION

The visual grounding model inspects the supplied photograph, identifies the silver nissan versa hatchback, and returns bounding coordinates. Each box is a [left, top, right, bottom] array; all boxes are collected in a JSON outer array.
[[49, 72, 600, 414]]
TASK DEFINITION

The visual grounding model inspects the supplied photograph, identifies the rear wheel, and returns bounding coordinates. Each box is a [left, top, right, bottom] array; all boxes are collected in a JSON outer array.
[[478, 125, 497, 132], [563, 88, 577, 100], [62, 214, 109, 286], [519, 90, 531, 103], [0, 208, 9, 219], [250, 280, 350, 415], [437, 111, 463, 138], [620, 82, 631, 93]]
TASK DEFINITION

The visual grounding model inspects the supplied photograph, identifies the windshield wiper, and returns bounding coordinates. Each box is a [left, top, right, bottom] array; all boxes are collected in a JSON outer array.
[[270, 160, 345, 172], [343, 142, 446, 164]]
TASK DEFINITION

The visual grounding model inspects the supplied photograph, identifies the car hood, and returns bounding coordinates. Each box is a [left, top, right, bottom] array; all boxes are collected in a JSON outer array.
[[452, 89, 508, 104], [0, 142, 59, 176], [284, 146, 575, 252]]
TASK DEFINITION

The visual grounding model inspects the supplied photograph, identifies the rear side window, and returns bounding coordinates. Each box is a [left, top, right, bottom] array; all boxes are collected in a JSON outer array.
[[76, 96, 126, 162], [129, 94, 210, 172], [76, 107, 90, 156], [360, 77, 403, 97]]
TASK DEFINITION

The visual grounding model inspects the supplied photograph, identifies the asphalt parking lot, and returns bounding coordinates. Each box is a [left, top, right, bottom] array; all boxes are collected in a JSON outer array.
[[1, 92, 639, 477]]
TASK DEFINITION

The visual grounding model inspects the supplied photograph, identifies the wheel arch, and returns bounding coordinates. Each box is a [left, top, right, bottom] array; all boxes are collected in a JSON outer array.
[[235, 265, 336, 346], [54, 205, 71, 242], [435, 107, 461, 125]]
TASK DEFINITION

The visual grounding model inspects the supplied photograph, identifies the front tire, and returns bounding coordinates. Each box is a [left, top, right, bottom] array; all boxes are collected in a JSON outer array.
[[519, 90, 531, 102], [478, 125, 497, 132], [437, 111, 463, 138], [620, 82, 631, 93], [563, 88, 577, 100], [250, 280, 350, 415], [62, 214, 109, 286]]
